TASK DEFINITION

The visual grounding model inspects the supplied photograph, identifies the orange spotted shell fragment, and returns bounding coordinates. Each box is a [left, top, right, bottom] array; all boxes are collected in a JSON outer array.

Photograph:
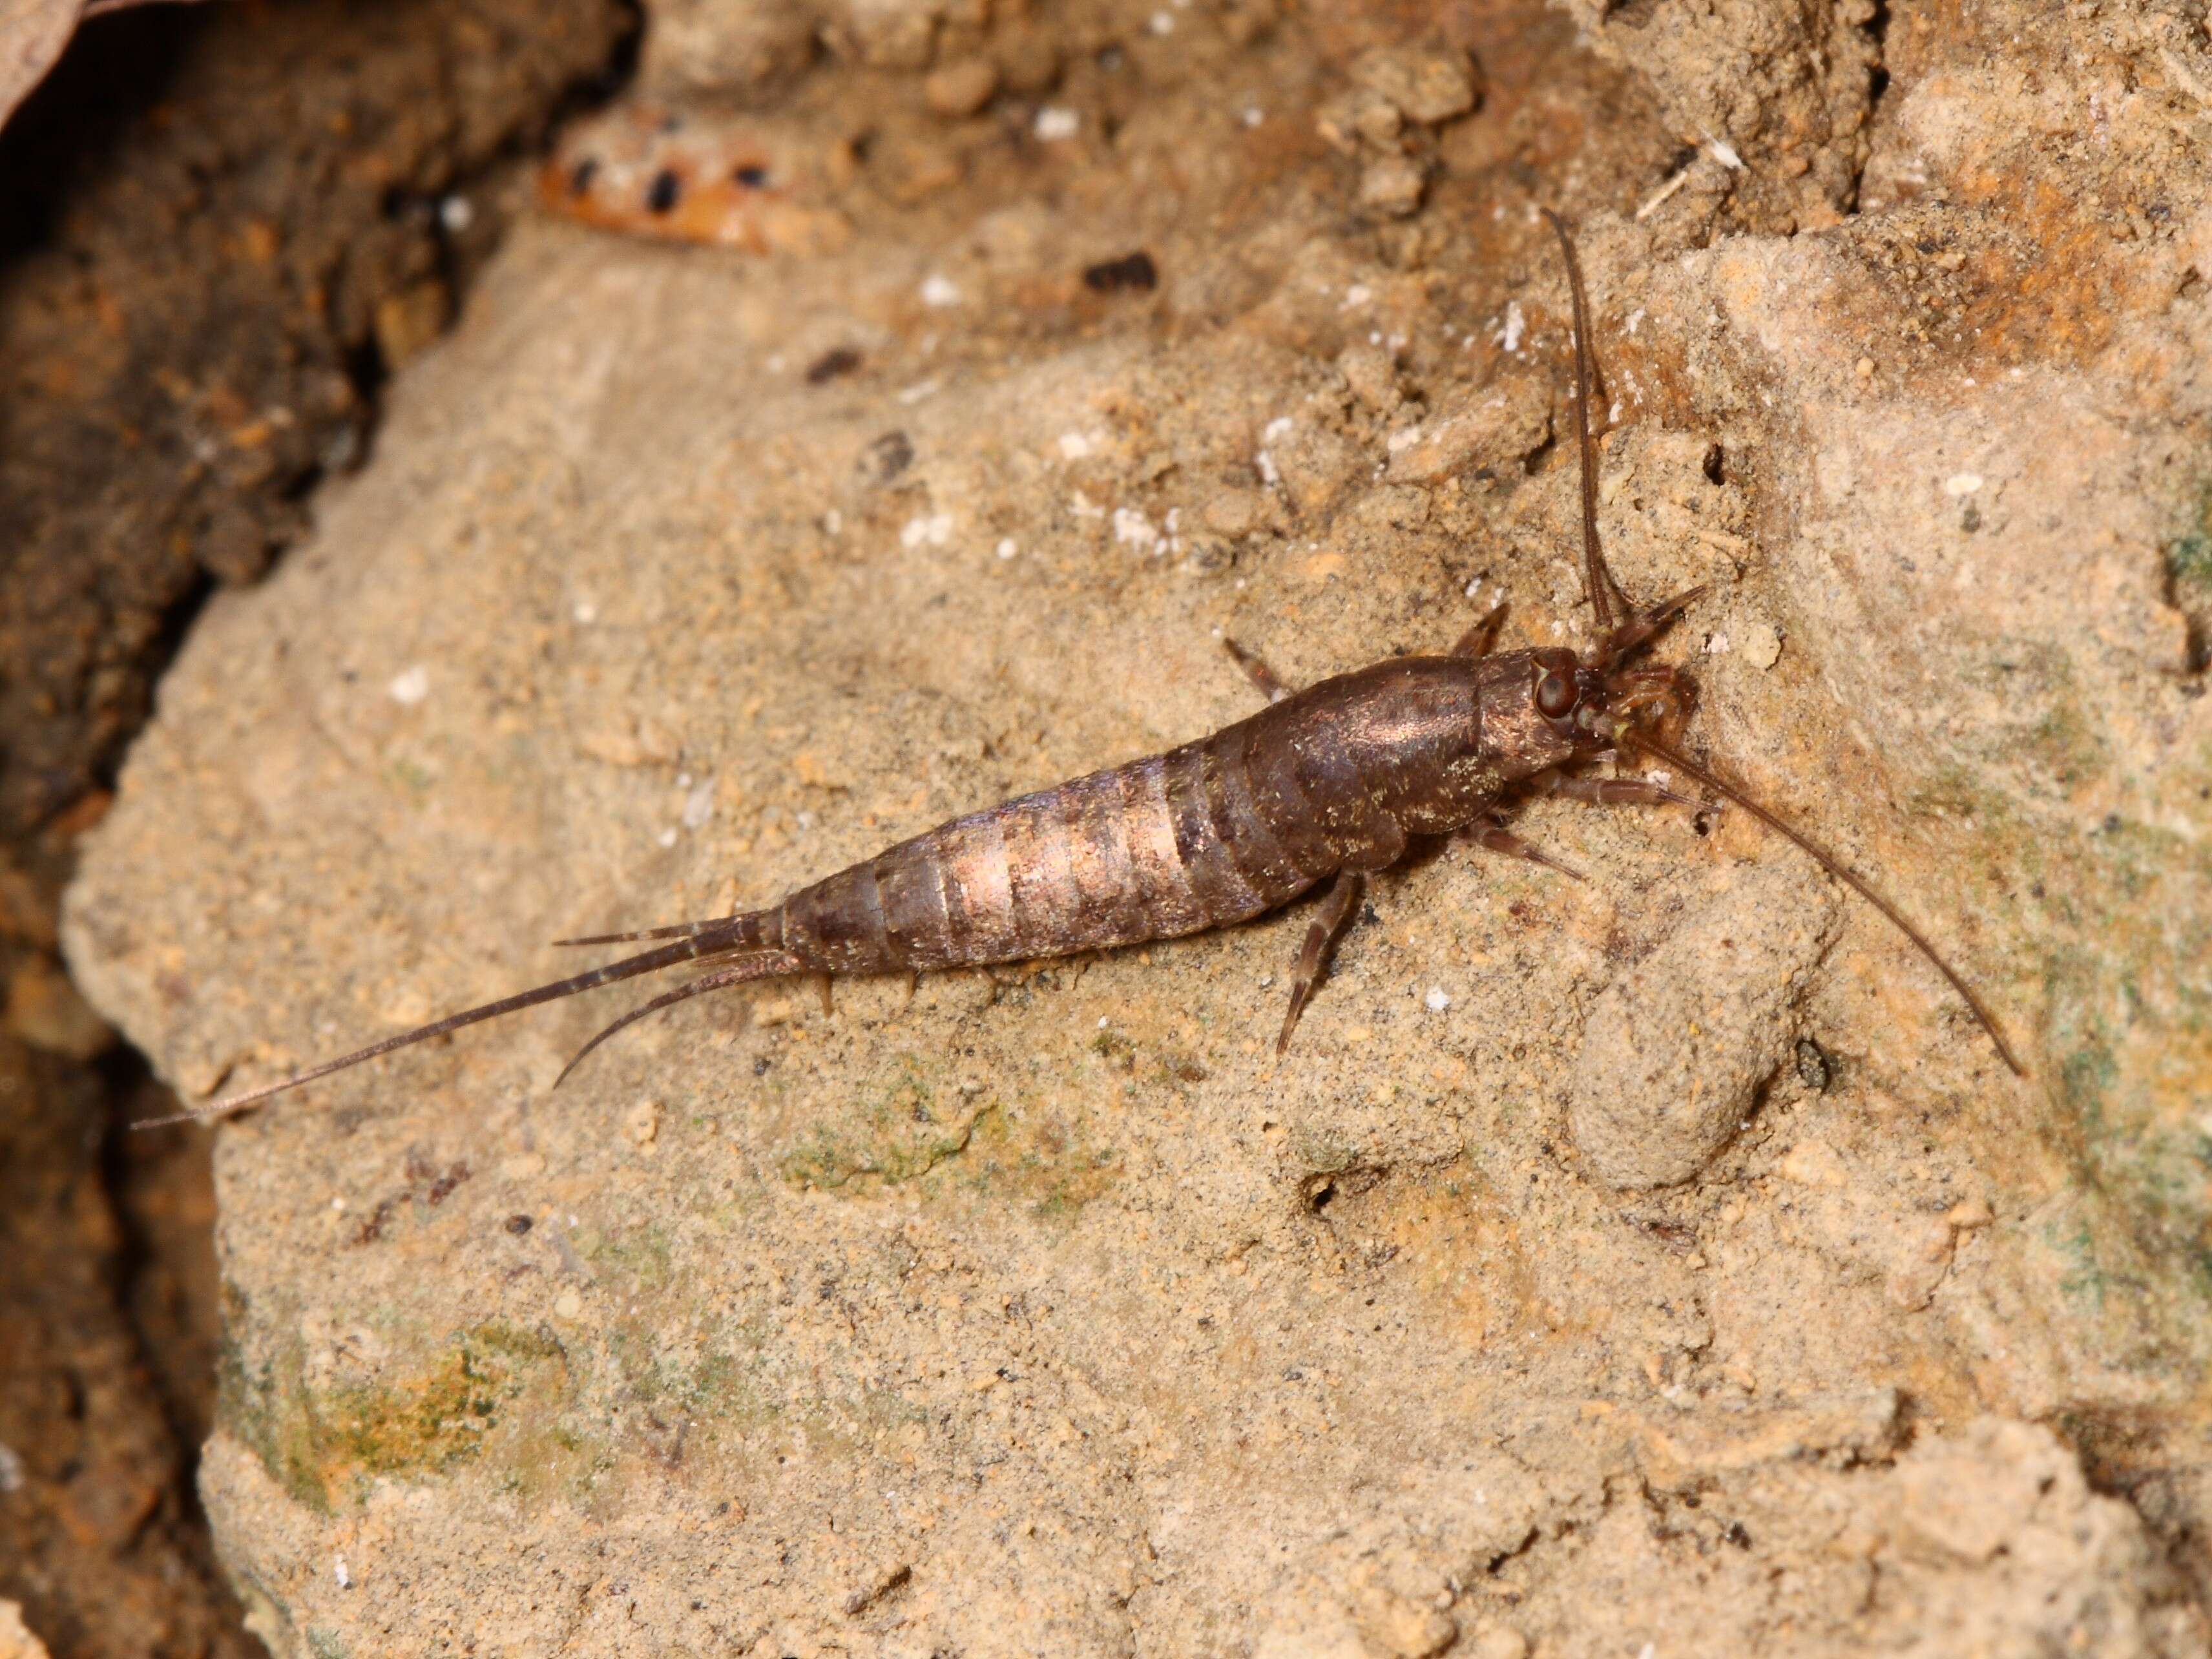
[[538, 105, 853, 254]]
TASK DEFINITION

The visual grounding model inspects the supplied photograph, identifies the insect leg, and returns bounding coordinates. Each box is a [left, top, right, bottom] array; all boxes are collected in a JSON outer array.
[[1536, 770, 1698, 810], [1221, 636, 1295, 704], [1277, 869, 1366, 1054], [1449, 601, 1509, 658], [1457, 820, 1587, 882]]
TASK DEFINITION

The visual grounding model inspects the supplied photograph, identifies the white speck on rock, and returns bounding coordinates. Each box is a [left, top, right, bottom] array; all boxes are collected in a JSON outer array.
[[1341, 284, 1372, 309], [572, 599, 597, 624], [1500, 302, 1526, 353], [900, 512, 954, 549], [996, 537, 1018, 559], [1262, 416, 1294, 443], [919, 274, 963, 308], [1058, 431, 1094, 459], [896, 379, 941, 406], [1943, 472, 1985, 497], [0, 1444, 23, 1494], [335, 1554, 351, 1589], [1256, 450, 1280, 485], [682, 780, 715, 829], [656, 827, 678, 848], [1241, 106, 1264, 127], [1034, 107, 1080, 141], [1424, 986, 1451, 1012], [386, 665, 430, 705], [1149, 10, 1173, 33], [1113, 507, 1159, 549]]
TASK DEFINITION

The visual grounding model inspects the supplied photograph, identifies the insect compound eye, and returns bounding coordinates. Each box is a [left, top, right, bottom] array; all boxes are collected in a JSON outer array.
[[1536, 671, 1577, 720]]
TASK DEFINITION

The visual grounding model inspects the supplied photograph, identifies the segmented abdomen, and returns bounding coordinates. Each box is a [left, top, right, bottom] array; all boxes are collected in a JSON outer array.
[[765, 718, 1337, 973]]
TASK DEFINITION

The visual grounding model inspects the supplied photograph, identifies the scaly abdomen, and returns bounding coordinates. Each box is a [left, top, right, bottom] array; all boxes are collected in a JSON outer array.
[[770, 719, 1343, 972]]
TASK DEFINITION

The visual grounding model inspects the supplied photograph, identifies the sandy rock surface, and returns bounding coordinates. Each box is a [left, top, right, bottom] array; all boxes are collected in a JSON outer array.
[[63, 0, 2212, 1652]]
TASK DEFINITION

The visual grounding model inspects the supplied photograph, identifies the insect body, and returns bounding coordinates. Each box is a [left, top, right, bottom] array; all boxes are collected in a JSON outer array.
[[168, 214, 2019, 1125]]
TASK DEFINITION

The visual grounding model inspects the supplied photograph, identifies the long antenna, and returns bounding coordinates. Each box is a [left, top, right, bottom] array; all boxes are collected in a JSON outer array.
[[1624, 729, 2025, 1076], [1537, 205, 2023, 1078], [1541, 207, 1623, 634]]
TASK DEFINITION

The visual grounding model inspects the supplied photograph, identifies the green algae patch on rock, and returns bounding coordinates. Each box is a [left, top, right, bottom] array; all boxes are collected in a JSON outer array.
[[225, 1319, 570, 1516]]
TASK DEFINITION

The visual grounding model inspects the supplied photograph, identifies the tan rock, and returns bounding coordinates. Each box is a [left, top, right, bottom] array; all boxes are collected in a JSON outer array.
[[923, 56, 998, 119], [1351, 45, 1480, 125]]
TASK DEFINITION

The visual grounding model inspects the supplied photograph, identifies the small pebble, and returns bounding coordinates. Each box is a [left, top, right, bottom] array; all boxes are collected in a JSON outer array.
[[1358, 156, 1426, 217], [919, 274, 963, 308], [386, 665, 430, 705], [923, 57, 999, 119], [1351, 45, 1479, 125], [1034, 107, 1080, 141]]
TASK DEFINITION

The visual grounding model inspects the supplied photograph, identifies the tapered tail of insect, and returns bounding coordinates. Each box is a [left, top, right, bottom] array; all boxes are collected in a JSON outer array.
[[138, 917, 791, 1127]]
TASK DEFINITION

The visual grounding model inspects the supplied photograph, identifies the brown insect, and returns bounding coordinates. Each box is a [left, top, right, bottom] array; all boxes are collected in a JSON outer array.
[[160, 213, 2020, 1127]]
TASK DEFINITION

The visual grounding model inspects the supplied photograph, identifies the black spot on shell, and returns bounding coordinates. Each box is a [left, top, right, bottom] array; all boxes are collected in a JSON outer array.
[[647, 168, 682, 213], [505, 1214, 534, 1235], [733, 163, 770, 188], [569, 156, 600, 196]]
